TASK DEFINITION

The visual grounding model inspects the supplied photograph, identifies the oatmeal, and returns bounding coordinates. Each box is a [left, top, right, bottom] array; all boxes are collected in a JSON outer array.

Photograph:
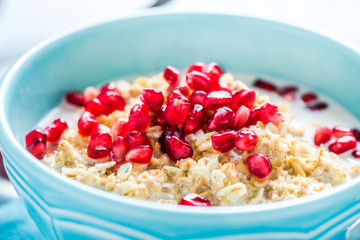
[[25, 62, 360, 206]]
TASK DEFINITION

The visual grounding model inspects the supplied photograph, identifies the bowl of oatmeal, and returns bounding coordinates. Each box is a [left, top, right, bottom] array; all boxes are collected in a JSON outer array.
[[1, 12, 360, 239]]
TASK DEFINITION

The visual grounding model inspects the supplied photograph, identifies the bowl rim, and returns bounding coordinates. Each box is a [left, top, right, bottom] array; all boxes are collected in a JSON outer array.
[[1, 10, 360, 214]]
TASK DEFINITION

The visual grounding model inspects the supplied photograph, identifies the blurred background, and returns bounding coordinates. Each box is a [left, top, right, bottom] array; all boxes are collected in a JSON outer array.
[[0, 0, 360, 237]]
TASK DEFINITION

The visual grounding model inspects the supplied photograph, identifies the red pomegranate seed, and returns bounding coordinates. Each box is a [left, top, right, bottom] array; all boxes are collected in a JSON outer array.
[[260, 103, 284, 126], [211, 80, 232, 94], [26, 139, 46, 160], [235, 129, 258, 151], [100, 82, 120, 94], [165, 135, 193, 161], [65, 91, 85, 107], [207, 107, 233, 132], [87, 131, 112, 159], [83, 86, 100, 102], [128, 103, 150, 132], [160, 125, 185, 153], [167, 90, 184, 103], [85, 98, 107, 116], [231, 106, 250, 130], [125, 131, 149, 148], [178, 193, 211, 206], [125, 145, 153, 164], [186, 62, 205, 74], [247, 153, 271, 178], [184, 104, 207, 134], [211, 130, 237, 153], [174, 85, 190, 97], [140, 88, 164, 111], [25, 128, 47, 147], [204, 91, 232, 111], [190, 91, 207, 106], [232, 89, 255, 110], [245, 108, 261, 127], [163, 66, 180, 86], [109, 136, 129, 164], [202, 62, 222, 87], [78, 111, 99, 136], [332, 126, 354, 138], [353, 128, 360, 141], [277, 86, 298, 101], [186, 71, 211, 92], [45, 118, 68, 143], [314, 127, 332, 146], [97, 91, 126, 115], [254, 79, 277, 92], [307, 102, 328, 111], [301, 92, 318, 103], [110, 118, 128, 138], [155, 105, 168, 129], [328, 136, 357, 154], [352, 150, 360, 159], [164, 96, 191, 126]]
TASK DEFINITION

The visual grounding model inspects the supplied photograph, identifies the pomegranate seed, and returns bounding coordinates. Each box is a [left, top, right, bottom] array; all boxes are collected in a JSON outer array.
[[110, 136, 129, 164], [235, 129, 258, 151], [140, 88, 164, 111], [352, 150, 360, 159], [174, 85, 190, 97], [167, 90, 184, 103], [128, 103, 150, 132], [186, 62, 205, 74], [97, 91, 126, 115], [190, 91, 207, 106], [307, 102, 328, 111], [125, 131, 149, 148], [278, 86, 298, 101], [186, 71, 211, 92], [155, 105, 168, 129], [100, 82, 120, 94], [83, 86, 100, 102], [211, 130, 236, 153], [125, 145, 153, 164], [232, 89, 255, 110], [26, 139, 46, 160], [110, 118, 128, 138], [260, 103, 284, 126], [202, 62, 222, 87], [301, 92, 318, 103], [245, 108, 261, 127], [207, 107, 233, 132], [231, 106, 250, 130], [211, 80, 232, 94], [204, 91, 232, 111], [332, 126, 354, 138], [163, 66, 180, 86], [164, 96, 191, 126], [87, 131, 112, 159], [165, 135, 193, 161], [78, 111, 99, 136], [254, 79, 277, 92], [65, 91, 84, 107], [352, 128, 360, 141], [26, 128, 47, 147], [247, 154, 271, 178], [178, 193, 211, 206], [314, 127, 332, 146], [45, 118, 68, 143], [184, 104, 207, 134], [160, 125, 185, 153], [85, 98, 107, 116], [328, 136, 357, 154]]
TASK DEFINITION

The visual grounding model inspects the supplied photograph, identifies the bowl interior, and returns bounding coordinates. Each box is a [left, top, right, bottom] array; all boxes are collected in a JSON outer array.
[[2, 13, 360, 143]]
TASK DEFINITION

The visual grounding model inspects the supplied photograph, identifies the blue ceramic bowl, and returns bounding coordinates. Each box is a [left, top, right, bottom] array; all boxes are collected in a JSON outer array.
[[1, 12, 360, 240]]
